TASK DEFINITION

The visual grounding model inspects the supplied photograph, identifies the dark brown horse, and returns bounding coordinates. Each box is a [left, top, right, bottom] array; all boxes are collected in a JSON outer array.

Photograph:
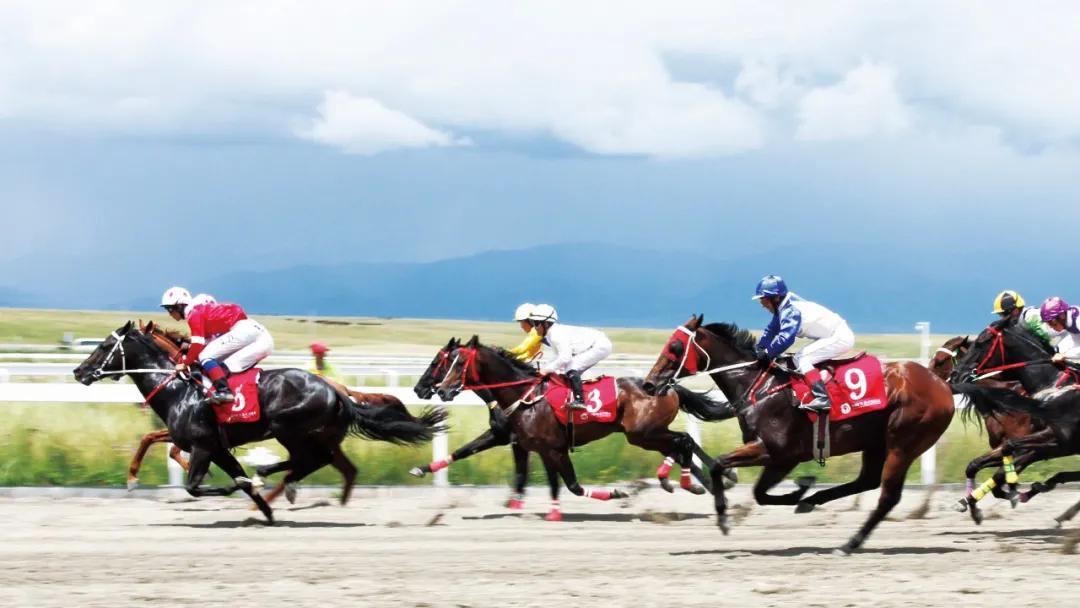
[[127, 322, 417, 505], [433, 336, 735, 515], [642, 315, 954, 554]]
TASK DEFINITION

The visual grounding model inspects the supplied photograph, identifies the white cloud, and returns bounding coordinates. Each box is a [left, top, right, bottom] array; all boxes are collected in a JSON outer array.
[[0, 2, 1078, 156], [297, 91, 468, 155], [796, 60, 910, 141]]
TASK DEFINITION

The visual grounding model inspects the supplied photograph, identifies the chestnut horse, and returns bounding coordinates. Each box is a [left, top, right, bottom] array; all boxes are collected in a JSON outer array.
[[642, 315, 954, 554], [434, 336, 736, 517]]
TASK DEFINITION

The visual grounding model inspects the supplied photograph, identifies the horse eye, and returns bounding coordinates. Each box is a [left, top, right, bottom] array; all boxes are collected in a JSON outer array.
[[669, 342, 684, 356]]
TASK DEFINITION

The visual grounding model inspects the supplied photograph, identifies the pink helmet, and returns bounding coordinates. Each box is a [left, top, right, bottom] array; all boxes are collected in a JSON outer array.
[[1040, 297, 1070, 323], [310, 342, 329, 355]]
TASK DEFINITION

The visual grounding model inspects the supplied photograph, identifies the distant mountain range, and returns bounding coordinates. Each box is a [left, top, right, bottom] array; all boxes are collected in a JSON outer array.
[[1, 242, 1072, 333]]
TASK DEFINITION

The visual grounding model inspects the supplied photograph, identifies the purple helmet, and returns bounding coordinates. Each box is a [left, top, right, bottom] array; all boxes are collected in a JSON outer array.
[[1040, 297, 1070, 323]]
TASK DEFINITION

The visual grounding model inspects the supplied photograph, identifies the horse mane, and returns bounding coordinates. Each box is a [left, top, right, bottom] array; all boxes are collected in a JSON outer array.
[[145, 324, 188, 347], [477, 343, 540, 376], [702, 322, 758, 359]]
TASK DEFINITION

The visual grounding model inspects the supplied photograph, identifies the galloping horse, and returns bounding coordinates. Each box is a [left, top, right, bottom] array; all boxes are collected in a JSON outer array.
[[411, 338, 554, 513], [928, 335, 1040, 506], [949, 318, 1078, 521], [433, 336, 735, 516], [642, 315, 954, 554], [73, 322, 446, 522], [126, 322, 419, 505]]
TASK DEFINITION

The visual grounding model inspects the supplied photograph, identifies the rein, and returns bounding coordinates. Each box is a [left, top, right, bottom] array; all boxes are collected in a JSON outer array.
[[970, 325, 1053, 380], [668, 325, 758, 381]]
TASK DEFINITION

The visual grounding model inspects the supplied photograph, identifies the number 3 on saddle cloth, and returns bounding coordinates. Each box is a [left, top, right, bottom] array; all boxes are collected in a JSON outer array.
[[786, 354, 888, 422], [544, 376, 619, 425], [205, 368, 262, 424]]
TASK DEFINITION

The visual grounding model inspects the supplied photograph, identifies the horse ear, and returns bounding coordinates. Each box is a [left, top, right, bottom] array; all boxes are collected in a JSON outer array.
[[468, 335, 479, 347], [444, 337, 456, 349], [145, 320, 155, 333], [696, 313, 704, 324], [122, 320, 133, 333], [138, 319, 145, 332]]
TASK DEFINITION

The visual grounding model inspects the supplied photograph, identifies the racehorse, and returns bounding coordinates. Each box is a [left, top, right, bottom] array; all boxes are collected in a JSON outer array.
[[954, 382, 1080, 527], [73, 321, 446, 523], [433, 336, 735, 514], [928, 335, 1041, 506], [642, 315, 954, 554], [949, 319, 1079, 521], [411, 338, 554, 514], [126, 322, 420, 505]]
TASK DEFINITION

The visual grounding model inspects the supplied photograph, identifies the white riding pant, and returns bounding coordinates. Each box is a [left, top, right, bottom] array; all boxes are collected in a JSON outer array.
[[198, 319, 274, 373], [1056, 332, 1080, 359], [793, 322, 855, 374], [567, 335, 613, 374]]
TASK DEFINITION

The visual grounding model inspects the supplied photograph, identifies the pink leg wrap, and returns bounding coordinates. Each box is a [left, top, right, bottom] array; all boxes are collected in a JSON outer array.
[[583, 488, 612, 501], [507, 494, 525, 510], [545, 500, 562, 521], [680, 468, 694, 489], [428, 456, 454, 473], [656, 456, 675, 478]]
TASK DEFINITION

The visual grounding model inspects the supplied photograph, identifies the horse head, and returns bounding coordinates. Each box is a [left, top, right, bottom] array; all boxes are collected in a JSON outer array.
[[950, 319, 1053, 386], [928, 336, 970, 381], [414, 337, 460, 400], [643, 313, 704, 395]]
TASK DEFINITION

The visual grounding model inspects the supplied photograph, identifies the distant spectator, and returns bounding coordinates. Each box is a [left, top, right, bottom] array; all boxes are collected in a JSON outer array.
[[309, 341, 342, 383]]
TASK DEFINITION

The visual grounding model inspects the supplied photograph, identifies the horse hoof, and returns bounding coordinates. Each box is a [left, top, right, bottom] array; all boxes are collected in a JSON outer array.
[[970, 509, 983, 526], [506, 498, 525, 510], [1018, 492, 1031, 504], [544, 510, 563, 522], [284, 483, 297, 504], [609, 489, 630, 500], [126, 478, 138, 491], [721, 476, 737, 491], [833, 545, 853, 557], [409, 467, 427, 478], [794, 501, 815, 514], [952, 499, 969, 513], [717, 516, 730, 536], [684, 484, 707, 496], [1053, 518, 1064, 529], [659, 477, 675, 493]]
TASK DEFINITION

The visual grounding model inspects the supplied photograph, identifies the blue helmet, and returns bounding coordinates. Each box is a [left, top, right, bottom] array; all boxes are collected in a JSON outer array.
[[752, 275, 788, 300]]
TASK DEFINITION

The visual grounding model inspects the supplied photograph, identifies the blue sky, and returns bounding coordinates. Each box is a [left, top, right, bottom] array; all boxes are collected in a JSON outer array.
[[1, 2, 1078, 309]]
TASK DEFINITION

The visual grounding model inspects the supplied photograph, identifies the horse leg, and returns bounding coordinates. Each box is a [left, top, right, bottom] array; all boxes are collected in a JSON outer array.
[[127, 429, 172, 490], [1022, 470, 1080, 504], [330, 448, 358, 506], [710, 440, 771, 535], [542, 457, 562, 521], [543, 449, 628, 502], [410, 428, 509, 478], [838, 447, 914, 555], [1055, 496, 1080, 527], [797, 447, 886, 513], [507, 441, 529, 509], [183, 446, 240, 498], [627, 430, 706, 495], [751, 461, 809, 506], [204, 447, 275, 524], [168, 444, 189, 472]]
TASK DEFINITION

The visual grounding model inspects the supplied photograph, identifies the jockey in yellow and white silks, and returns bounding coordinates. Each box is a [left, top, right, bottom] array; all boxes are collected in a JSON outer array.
[[507, 303, 544, 363]]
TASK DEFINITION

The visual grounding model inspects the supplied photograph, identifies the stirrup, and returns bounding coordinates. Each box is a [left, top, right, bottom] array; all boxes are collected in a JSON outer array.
[[798, 400, 831, 412], [208, 392, 235, 405], [568, 400, 587, 411]]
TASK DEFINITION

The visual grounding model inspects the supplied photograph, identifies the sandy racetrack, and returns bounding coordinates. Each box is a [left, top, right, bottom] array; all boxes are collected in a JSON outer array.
[[0, 484, 1077, 607]]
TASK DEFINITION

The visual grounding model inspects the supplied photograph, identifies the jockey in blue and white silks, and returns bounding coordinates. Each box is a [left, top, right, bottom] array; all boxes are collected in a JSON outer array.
[[752, 275, 855, 412]]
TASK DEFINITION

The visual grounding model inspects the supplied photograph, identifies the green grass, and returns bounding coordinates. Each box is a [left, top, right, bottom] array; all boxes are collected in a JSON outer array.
[[2, 403, 1077, 488], [0, 307, 950, 358]]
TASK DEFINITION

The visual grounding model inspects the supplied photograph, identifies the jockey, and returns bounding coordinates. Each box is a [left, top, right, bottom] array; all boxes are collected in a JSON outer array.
[[1040, 297, 1080, 362], [191, 293, 217, 307], [507, 303, 544, 363], [308, 341, 342, 383], [992, 290, 1052, 344], [752, 275, 855, 412], [530, 304, 613, 410], [160, 286, 274, 405]]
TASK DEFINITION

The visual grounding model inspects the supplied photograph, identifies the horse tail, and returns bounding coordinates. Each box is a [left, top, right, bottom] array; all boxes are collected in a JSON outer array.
[[952, 383, 1055, 427], [338, 392, 449, 445], [671, 384, 736, 422]]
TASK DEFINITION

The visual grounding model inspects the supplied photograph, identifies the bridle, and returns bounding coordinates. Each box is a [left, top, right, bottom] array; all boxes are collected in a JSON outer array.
[[440, 347, 540, 397], [90, 329, 174, 379], [658, 325, 758, 391], [964, 324, 1052, 381]]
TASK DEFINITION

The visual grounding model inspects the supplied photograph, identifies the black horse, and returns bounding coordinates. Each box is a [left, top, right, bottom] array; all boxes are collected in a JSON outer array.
[[410, 338, 557, 513], [73, 322, 447, 523]]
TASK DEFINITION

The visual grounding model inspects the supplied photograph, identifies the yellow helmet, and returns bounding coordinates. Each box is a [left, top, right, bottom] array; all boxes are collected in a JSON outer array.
[[992, 290, 1025, 314]]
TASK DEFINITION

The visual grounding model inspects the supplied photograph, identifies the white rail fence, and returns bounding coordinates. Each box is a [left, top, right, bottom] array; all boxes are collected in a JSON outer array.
[[0, 322, 944, 486]]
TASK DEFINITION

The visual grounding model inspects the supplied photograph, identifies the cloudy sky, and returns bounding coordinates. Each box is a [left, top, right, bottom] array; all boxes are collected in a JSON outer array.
[[1, 1, 1078, 298]]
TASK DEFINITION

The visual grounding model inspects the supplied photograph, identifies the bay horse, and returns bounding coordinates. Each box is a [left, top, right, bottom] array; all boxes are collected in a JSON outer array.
[[127, 321, 419, 505], [954, 382, 1080, 527], [73, 321, 446, 523], [433, 336, 735, 515], [928, 335, 1041, 506], [641, 315, 954, 554], [411, 338, 555, 515]]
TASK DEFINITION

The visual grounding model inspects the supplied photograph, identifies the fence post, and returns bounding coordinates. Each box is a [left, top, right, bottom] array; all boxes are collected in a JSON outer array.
[[914, 321, 936, 484], [685, 414, 703, 467], [166, 443, 185, 486], [432, 429, 449, 487], [383, 370, 400, 387]]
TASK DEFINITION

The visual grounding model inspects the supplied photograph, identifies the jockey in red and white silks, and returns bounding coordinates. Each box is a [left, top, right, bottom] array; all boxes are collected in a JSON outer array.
[[160, 286, 274, 404]]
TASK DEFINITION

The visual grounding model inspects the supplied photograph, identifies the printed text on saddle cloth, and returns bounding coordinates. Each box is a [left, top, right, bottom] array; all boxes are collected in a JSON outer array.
[[210, 368, 261, 424], [791, 356, 887, 422], [546, 376, 619, 425]]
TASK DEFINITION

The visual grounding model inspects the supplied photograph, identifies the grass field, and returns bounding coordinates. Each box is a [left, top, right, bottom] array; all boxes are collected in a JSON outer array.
[[0, 307, 950, 358]]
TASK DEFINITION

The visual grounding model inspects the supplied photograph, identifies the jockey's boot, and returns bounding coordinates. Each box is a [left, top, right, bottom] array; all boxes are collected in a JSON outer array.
[[566, 369, 587, 410], [207, 377, 235, 405], [799, 369, 832, 412]]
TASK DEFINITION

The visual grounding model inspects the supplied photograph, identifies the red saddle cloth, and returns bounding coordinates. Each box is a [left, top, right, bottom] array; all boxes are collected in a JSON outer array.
[[211, 368, 262, 424], [545, 376, 619, 425], [791, 355, 888, 422]]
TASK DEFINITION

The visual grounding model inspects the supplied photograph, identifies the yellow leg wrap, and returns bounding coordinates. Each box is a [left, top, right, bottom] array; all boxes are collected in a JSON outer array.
[[1003, 456, 1019, 484], [971, 478, 997, 501]]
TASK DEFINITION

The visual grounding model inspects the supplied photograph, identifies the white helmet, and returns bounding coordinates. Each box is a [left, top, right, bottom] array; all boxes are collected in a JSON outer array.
[[529, 304, 558, 323], [191, 293, 217, 307], [160, 286, 192, 309], [513, 303, 535, 322]]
